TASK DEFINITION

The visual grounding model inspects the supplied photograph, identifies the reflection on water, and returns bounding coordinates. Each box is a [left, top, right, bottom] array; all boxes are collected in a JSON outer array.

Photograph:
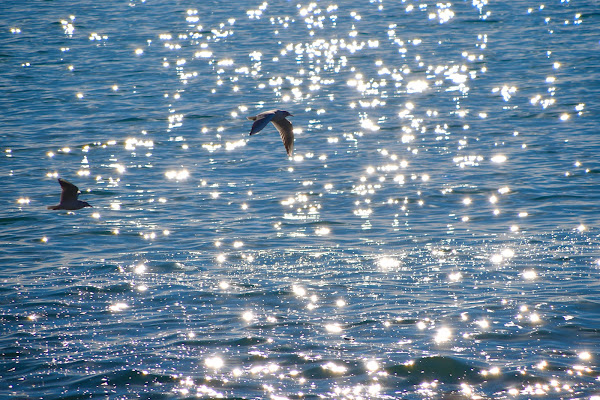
[[2, 0, 600, 399]]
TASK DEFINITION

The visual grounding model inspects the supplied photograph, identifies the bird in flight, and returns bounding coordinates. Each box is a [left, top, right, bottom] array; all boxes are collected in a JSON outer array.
[[47, 178, 93, 210], [247, 109, 294, 156]]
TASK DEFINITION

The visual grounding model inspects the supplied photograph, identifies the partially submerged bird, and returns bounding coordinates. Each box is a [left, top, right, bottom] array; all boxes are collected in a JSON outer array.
[[247, 109, 294, 156], [47, 178, 92, 210]]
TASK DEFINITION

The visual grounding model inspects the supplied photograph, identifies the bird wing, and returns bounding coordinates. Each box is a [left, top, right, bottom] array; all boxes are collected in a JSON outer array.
[[58, 178, 80, 202], [271, 117, 294, 156], [248, 112, 275, 135]]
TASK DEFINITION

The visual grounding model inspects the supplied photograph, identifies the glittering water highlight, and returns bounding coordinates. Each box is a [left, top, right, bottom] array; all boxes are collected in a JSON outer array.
[[2, 0, 600, 399]]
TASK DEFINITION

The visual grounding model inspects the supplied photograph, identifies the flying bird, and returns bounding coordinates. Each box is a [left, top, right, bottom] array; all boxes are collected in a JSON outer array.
[[247, 109, 294, 156], [47, 178, 92, 210]]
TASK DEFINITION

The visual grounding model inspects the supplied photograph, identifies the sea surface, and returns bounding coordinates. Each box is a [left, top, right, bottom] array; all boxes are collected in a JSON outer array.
[[1, 0, 600, 399]]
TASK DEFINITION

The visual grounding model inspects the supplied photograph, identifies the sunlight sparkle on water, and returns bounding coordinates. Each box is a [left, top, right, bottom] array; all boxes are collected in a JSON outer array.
[[502, 249, 515, 258], [322, 362, 347, 374], [448, 272, 462, 282], [360, 117, 380, 131], [491, 155, 507, 163], [365, 360, 379, 372], [523, 269, 537, 280], [205, 356, 224, 370], [406, 80, 428, 93], [242, 311, 254, 322], [142, 232, 156, 240], [491, 254, 503, 264], [292, 285, 307, 297], [476, 319, 490, 329], [109, 302, 129, 312], [578, 351, 591, 361], [134, 263, 146, 274], [434, 327, 452, 343], [377, 257, 401, 270], [315, 226, 330, 235], [325, 323, 343, 333], [165, 169, 189, 181], [219, 281, 230, 290]]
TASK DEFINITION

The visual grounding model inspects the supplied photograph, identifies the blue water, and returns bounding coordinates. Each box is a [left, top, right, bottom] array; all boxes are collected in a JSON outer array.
[[2, 0, 600, 398]]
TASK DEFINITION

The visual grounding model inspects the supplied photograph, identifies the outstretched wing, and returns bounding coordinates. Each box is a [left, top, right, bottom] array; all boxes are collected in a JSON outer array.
[[58, 178, 80, 202], [248, 112, 275, 135], [271, 118, 294, 156]]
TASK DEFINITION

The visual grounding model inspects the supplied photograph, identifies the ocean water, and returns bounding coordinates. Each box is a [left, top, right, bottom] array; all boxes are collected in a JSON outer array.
[[1, 0, 600, 398]]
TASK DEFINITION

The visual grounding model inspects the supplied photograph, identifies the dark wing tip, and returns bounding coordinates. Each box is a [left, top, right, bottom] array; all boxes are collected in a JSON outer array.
[[57, 178, 80, 199], [58, 177, 74, 186]]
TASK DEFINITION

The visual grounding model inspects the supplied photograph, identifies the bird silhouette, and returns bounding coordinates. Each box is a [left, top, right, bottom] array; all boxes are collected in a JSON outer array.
[[247, 109, 294, 156], [47, 178, 92, 210]]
